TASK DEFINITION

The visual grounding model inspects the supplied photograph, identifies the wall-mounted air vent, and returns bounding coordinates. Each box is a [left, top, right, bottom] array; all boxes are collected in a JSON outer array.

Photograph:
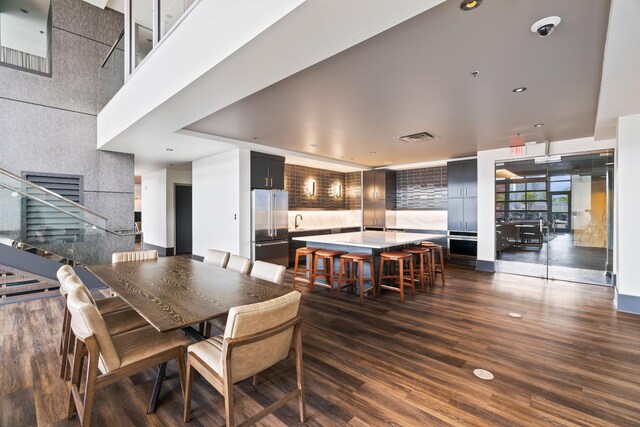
[[394, 131, 439, 143]]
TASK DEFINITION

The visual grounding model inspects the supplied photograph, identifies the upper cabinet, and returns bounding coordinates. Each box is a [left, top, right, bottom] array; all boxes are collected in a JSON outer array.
[[251, 152, 285, 190], [363, 170, 395, 228], [448, 159, 477, 198], [448, 159, 477, 232]]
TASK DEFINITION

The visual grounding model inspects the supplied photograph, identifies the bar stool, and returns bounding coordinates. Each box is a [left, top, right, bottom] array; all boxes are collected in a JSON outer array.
[[311, 249, 346, 297], [401, 246, 432, 291], [378, 251, 415, 302], [337, 253, 376, 304], [422, 241, 446, 285], [292, 247, 318, 290]]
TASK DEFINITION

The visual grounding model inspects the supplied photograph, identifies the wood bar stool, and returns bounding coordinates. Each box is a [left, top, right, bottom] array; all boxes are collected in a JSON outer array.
[[337, 253, 376, 304], [311, 249, 346, 297], [293, 247, 318, 289], [422, 242, 446, 285], [401, 246, 432, 291], [378, 251, 415, 302]]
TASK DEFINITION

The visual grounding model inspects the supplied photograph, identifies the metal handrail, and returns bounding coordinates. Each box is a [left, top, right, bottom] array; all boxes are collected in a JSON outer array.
[[0, 167, 108, 220], [0, 182, 134, 236], [101, 28, 124, 68]]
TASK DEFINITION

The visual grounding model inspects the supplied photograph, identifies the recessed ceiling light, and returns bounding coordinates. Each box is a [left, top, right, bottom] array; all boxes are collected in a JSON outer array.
[[166, 148, 174, 151], [20, 8, 29, 13], [370, 151, 376, 155], [460, 0, 482, 11], [471, 70, 480, 78], [512, 87, 527, 93], [146, 38, 152, 42], [534, 123, 544, 128], [384, 161, 392, 164], [40, 31, 44, 34]]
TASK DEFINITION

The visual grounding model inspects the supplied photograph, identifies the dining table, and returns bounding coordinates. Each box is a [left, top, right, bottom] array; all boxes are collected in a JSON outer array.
[[86, 256, 292, 413]]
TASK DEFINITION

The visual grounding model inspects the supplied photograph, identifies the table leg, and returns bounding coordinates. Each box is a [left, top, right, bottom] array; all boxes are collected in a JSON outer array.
[[147, 362, 167, 414]]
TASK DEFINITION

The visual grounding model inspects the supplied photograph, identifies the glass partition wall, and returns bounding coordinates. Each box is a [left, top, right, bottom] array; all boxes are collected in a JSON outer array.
[[495, 150, 614, 286], [127, 0, 198, 75]]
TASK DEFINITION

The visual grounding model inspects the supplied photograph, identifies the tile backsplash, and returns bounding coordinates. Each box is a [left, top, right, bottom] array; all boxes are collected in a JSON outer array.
[[395, 166, 448, 210], [288, 210, 362, 231], [285, 164, 361, 210]]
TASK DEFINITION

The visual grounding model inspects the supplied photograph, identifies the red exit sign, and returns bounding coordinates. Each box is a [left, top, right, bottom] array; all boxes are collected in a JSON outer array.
[[510, 145, 527, 156]]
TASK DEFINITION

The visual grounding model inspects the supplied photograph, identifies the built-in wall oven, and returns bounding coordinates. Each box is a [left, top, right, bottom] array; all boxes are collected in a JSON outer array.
[[447, 231, 477, 260]]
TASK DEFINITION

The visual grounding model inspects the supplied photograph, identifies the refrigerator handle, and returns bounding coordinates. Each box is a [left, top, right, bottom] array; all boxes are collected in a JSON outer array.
[[273, 193, 277, 237], [267, 193, 272, 237]]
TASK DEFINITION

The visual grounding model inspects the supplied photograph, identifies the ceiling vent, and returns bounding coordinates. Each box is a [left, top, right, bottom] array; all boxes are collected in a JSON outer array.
[[394, 131, 439, 143]]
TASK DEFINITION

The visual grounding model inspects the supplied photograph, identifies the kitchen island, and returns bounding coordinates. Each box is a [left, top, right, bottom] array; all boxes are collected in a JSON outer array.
[[292, 230, 443, 251], [292, 230, 444, 282]]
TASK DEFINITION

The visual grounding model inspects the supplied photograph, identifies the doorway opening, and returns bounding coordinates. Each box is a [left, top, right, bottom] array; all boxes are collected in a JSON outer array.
[[175, 184, 192, 255], [495, 150, 614, 285]]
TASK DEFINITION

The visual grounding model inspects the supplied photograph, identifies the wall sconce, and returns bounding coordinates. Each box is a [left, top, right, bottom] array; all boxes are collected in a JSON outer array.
[[330, 182, 342, 198], [305, 179, 316, 197]]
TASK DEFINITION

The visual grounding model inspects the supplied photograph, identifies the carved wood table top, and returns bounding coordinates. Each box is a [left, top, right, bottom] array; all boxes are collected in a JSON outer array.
[[86, 256, 291, 332]]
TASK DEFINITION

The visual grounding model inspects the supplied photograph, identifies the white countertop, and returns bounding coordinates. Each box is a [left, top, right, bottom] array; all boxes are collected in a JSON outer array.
[[292, 231, 443, 249]]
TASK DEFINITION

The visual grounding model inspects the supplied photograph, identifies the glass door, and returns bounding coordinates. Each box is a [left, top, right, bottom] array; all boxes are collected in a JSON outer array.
[[495, 160, 550, 279], [495, 150, 614, 286]]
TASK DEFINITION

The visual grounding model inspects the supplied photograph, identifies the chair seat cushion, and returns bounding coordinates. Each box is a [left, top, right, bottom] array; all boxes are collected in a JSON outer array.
[[112, 326, 191, 369], [103, 308, 150, 335], [188, 335, 225, 376], [95, 296, 130, 315]]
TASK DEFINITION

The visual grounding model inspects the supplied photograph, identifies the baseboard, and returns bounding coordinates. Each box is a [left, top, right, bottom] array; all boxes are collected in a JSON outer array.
[[191, 254, 204, 262], [142, 242, 174, 257], [615, 288, 640, 315], [475, 259, 495, 272]]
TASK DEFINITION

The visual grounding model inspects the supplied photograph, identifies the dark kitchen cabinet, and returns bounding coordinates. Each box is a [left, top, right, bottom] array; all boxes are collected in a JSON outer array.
[[448, 159, 477, 232], [448, 159, 477, 198], [363, 170, 395, 229], [251, 151, 285, 190]]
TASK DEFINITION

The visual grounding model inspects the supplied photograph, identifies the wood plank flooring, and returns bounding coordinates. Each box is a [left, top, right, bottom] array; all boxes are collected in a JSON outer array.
[[1, 264, 640, 426]]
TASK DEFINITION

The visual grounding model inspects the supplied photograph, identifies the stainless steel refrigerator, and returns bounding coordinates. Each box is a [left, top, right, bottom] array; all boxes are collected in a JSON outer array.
[[251, 189, 289, 267]]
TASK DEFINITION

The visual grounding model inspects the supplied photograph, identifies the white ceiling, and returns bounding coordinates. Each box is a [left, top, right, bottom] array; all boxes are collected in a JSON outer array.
[[594, 0, 640, 140], [0, 0, 49, 57], [186, 0, 612, 168]]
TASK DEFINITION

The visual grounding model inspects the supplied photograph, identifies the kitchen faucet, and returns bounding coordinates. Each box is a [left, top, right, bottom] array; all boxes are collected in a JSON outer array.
[[294, 214, 303, 229]]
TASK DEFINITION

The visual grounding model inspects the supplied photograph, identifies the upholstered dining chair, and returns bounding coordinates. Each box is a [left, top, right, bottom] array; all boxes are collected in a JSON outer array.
[[183, 291, 305, 426], [249, 260, 286, 285], [65, 287, 191, 427], [57, 266, 130, 378], [225, 254, 251, 275], [204, 249, 230, 268], [59, 274, 149, 379], [111, 249, 158, 263]]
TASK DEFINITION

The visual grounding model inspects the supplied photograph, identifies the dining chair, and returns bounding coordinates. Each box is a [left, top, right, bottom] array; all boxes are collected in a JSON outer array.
[[183, 291, 305, 426], [249, 260, 286, 285], [111, 249, 158, 263], [59, 274, 149, 379], [204, 249, 231, 267], [225, 254, 251, 275], [65, 287, 191, 427], [57, 266, 129, 379]]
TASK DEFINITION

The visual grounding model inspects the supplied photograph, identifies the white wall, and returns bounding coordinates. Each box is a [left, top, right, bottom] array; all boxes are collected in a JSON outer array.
[[477, 137, 616, 265], [192, 149, 251, 258], [616, 114, 640, 299], [166, 169, 192, 248], [141, 169, 167, 248]]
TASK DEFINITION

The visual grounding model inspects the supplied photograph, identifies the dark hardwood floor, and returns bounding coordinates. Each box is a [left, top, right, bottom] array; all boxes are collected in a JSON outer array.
[[2, 265, 640, 426]]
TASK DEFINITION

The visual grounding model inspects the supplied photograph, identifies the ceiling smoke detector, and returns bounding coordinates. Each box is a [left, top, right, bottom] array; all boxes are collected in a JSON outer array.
[[394, 131, 439, 144]]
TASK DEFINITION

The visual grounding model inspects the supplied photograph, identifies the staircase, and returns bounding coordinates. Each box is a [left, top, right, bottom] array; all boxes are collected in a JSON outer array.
[[0, 265, 60, 305], [0, 167, 135, 303]]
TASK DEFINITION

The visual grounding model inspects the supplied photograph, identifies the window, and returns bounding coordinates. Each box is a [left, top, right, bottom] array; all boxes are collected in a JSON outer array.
[[495, 178, 548, 221], [0, 0, 52, 75]]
